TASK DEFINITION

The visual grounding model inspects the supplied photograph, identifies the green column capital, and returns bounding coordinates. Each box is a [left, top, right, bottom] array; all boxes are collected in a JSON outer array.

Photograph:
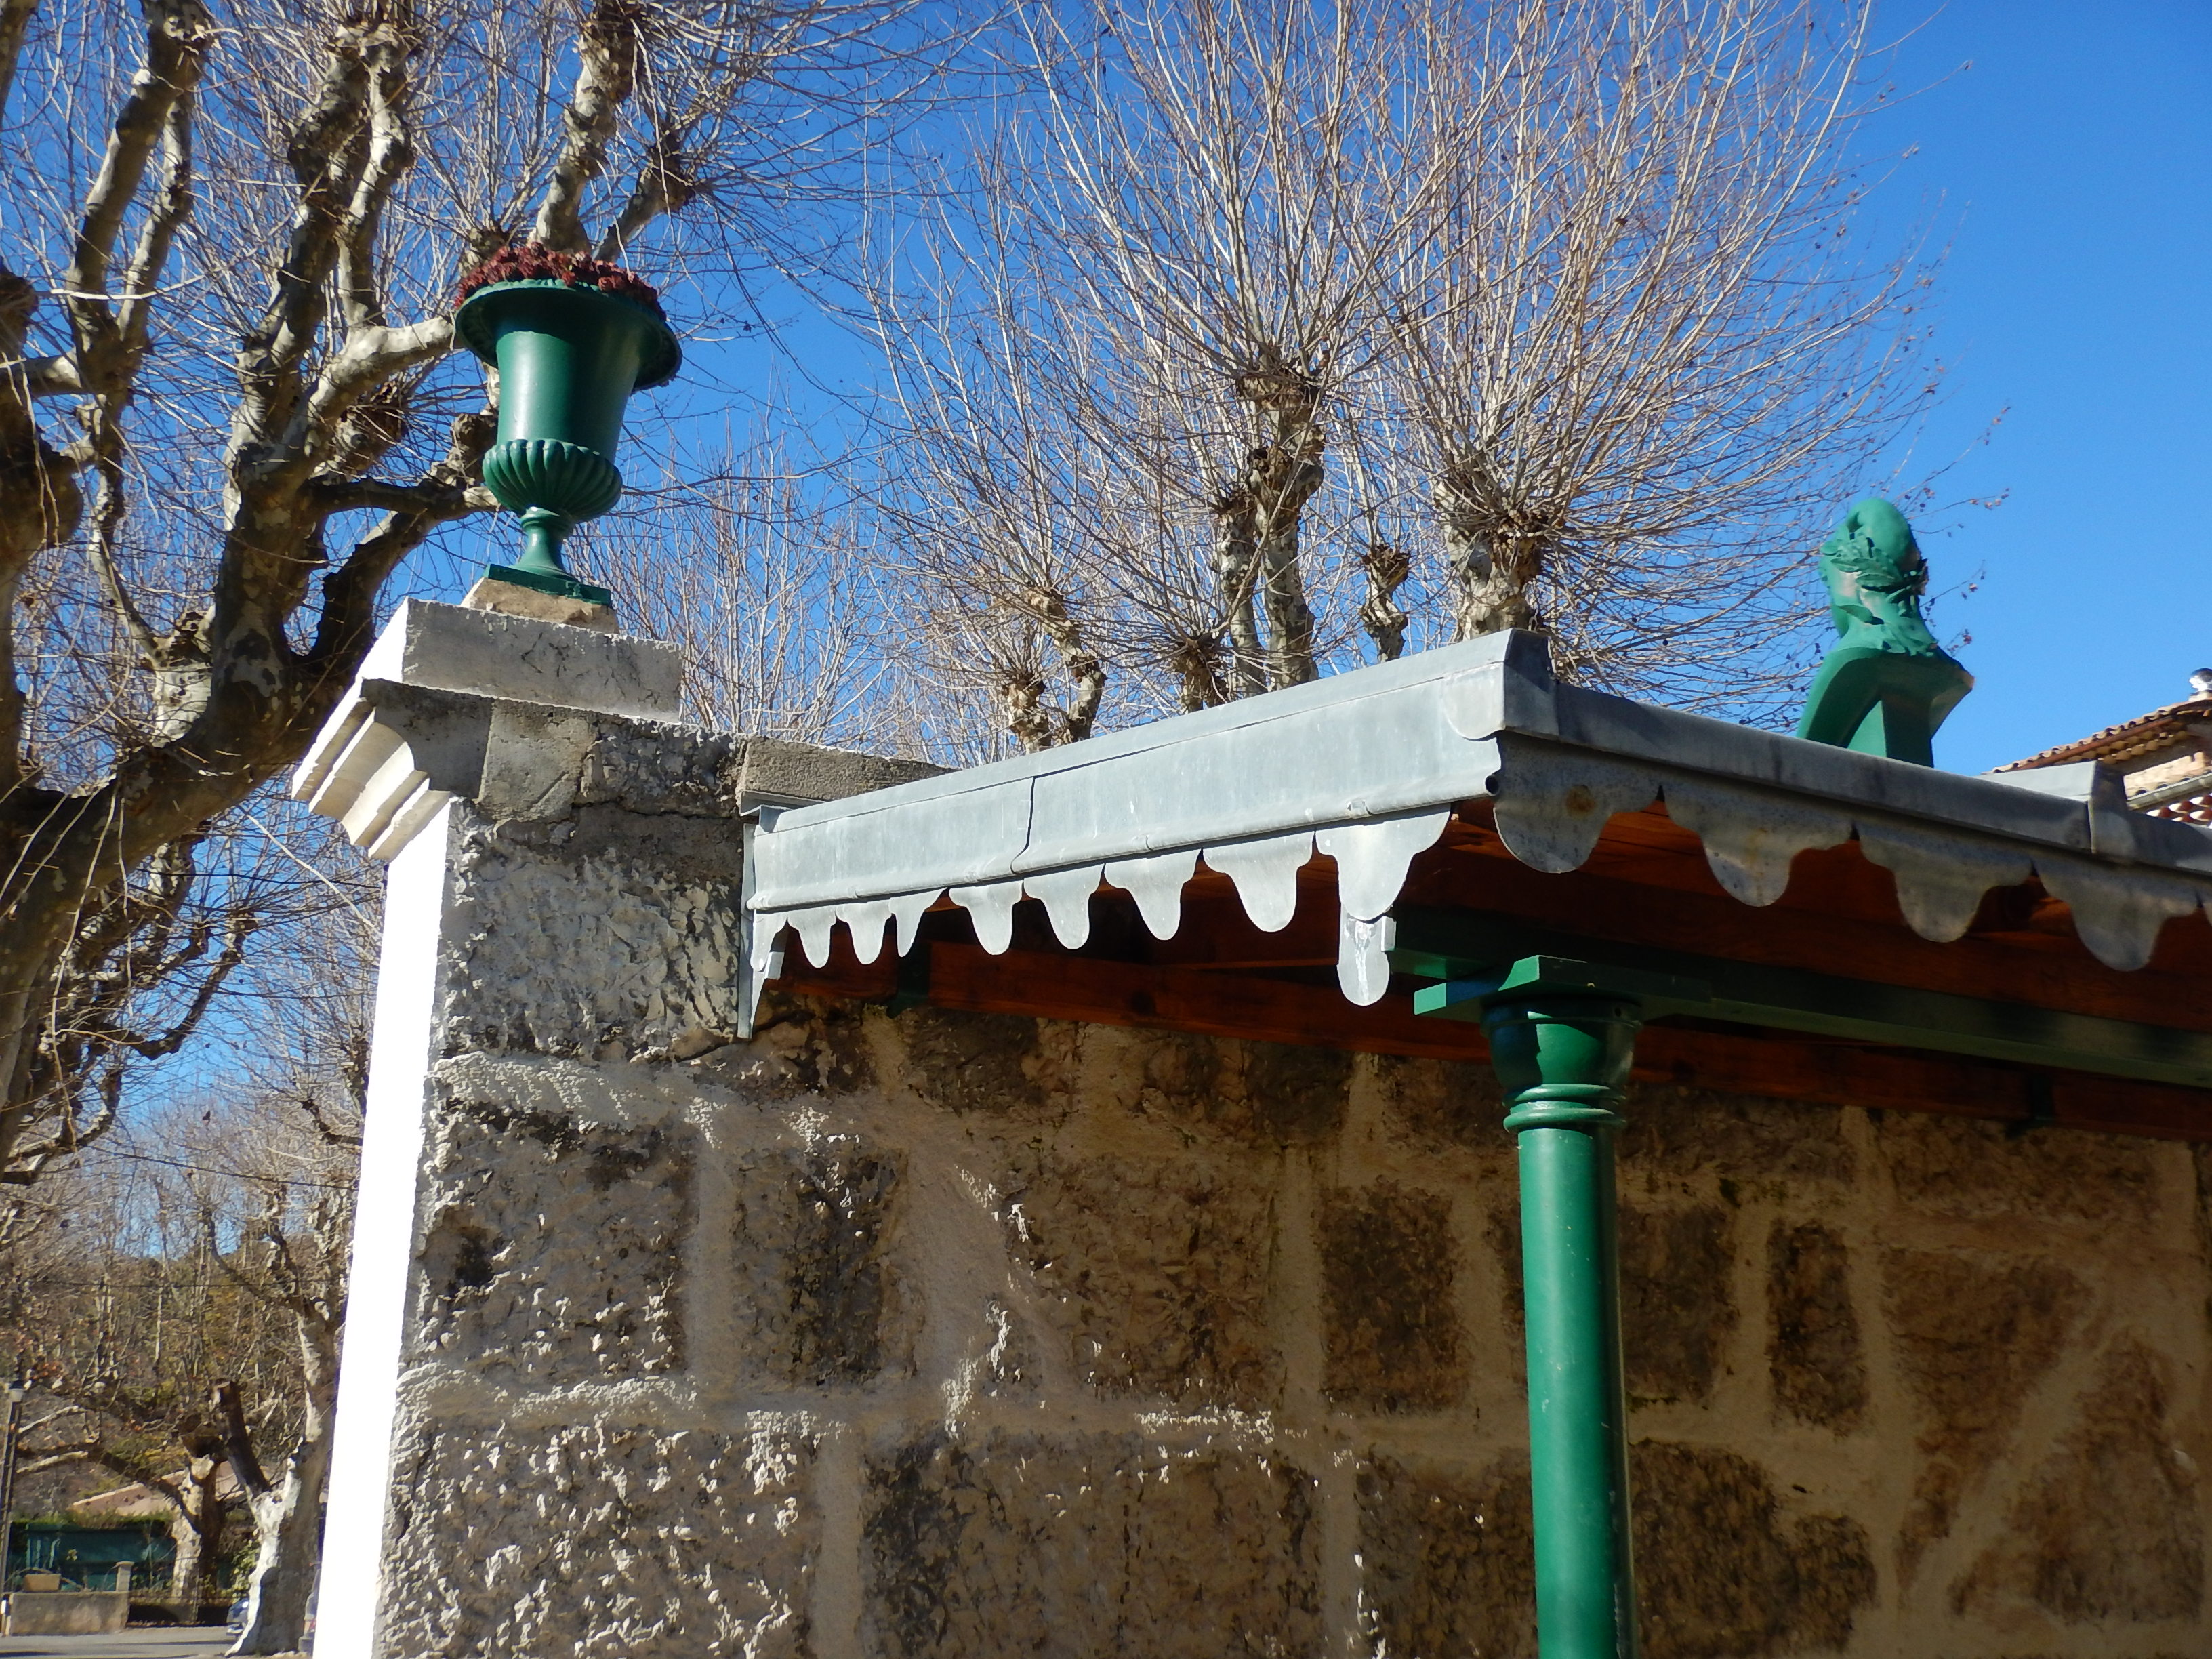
[[1481, 990, 1641, 1134]]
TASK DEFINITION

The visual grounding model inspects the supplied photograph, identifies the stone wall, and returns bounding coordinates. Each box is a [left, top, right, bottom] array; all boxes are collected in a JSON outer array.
[[330, 709, 2212, 1659]]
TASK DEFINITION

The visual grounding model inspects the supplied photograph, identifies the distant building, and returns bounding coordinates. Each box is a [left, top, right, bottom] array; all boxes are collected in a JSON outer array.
[[1996, 669, 2212, 823]]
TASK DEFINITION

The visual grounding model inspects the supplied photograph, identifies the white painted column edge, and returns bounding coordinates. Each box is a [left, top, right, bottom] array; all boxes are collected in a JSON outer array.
[[312, 801, 453, 1659]]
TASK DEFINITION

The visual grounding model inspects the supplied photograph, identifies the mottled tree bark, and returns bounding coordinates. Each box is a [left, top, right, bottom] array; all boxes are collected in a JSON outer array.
[[165, 1448, 227, 1608], [1436, 468, 1549, 640], [1357, 539, 1410, 661], [220, 1353, 337, 1656], [1212, 353, 1326, 693]]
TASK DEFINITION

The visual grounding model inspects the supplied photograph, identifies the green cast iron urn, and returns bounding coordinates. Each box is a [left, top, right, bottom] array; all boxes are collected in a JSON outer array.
[[455, 276, 681, 606]]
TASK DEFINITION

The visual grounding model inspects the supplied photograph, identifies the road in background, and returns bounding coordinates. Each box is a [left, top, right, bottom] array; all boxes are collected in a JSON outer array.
[[0, 1631, 235, 1658]]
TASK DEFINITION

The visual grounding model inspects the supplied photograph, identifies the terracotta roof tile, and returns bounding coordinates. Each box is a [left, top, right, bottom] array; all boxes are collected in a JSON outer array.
[[1995, 695, 2212, 771]]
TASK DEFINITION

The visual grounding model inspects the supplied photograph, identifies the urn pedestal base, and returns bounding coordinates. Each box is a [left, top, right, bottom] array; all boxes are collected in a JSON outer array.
[[463, 571, 617, 632]]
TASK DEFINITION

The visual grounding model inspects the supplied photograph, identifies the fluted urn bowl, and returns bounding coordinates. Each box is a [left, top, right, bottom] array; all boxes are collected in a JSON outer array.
[[455, 279, 681, 600]]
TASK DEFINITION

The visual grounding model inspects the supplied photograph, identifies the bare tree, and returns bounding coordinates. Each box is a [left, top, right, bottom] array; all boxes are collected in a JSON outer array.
[[206, 1126, 353, 1657], [201, 844, 367, 1656], [860, 0, 1461, 748], [5, 1161, 264, 1607], [0, 0, 940, 1182], [1380, 0, 1947, 712], [862, 0, 1953, 747], [1021, 0, 1460, 695], [2, 805, 375, 1647], [582, 425, 924, 754], [3, 1010, 359, 1639], [12, 1200, 341, 1624], [861, 199, 1129, 752]]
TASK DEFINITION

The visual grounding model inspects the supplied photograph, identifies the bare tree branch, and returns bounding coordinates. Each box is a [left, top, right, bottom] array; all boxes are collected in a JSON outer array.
[[533, 0, 645, 253], [60, 0, 212, 383], [0, 0, 37, 127], [211, 1378, 272, 1500], [595, 128, 699, 260]]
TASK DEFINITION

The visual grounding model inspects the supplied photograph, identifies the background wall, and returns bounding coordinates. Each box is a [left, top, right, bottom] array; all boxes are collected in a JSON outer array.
[[359, 716, 2211, 1658]]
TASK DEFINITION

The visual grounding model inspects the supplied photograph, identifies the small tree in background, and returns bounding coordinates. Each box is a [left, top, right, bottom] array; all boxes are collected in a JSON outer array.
[[4, 850, 366, 1647], [581, 427, 923, 754], [7, 1164, 270, 1609]]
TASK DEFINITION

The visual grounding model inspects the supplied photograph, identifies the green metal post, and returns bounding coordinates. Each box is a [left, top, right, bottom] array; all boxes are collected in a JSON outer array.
[[1481, 984, 1643, 1659]]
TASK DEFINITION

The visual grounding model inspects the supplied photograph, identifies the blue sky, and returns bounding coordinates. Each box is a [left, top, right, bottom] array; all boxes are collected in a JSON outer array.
[[1868, 1, 2211, 772]]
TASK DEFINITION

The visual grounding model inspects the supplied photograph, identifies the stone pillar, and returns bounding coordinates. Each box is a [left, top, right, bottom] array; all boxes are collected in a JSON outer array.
[[298, 602, 930, 1659]]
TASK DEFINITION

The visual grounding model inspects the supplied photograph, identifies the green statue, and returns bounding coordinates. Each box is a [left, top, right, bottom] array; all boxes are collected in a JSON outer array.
[[1795, 497, 1972, 766]]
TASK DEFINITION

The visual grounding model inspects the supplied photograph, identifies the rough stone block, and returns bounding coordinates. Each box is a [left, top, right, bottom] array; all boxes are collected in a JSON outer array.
[[1011, 1154, 1277, 1406], [1883, 1248, 2089, 1577], [1103, 1028, 1351, 1145], [477, 705, 596, 823], [1619, 1086, 1852, 1183], [1357, 1454, 1535, 1659], [1952, 1338, 2204, 1622], [578, 723, 741, 818], [575, 727, 933, 820], [1113, 1026, 1228, 1129], [1767, 1221, 1867, 1431], [441, 814, 744, 1058], [1239, 1039, 1351, 1145], [1619, 1203, 1735, 1407], [700, 993, 877, 1098], [1879, 1112, 2160, 1226], [864, 1431, 1320, 1658], [561, 802, 745, 884], [738, 735, 943, 804], [382, 1422, 813, 1657], [1322, 1183, 1465, 1412], [732, 1144, 909, 1387], [896, 1007, 1045, 1114], [1631, 1441, 1875, 1658], [460, 573, 618, 632], [414, 1102, 692, 1382], [1, 1591, 128, 1635], [1370, 1054, 1505, 1150]]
